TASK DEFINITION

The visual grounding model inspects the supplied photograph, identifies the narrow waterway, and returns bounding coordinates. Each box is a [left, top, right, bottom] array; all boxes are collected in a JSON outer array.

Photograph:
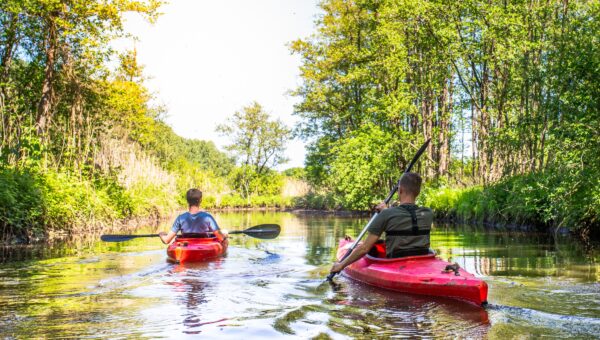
[[1, 212, 598, 338]]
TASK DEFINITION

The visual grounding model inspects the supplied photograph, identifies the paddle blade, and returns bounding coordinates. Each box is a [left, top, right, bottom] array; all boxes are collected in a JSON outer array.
[[100, 234, 158, 242], [230, 224, 281, 239]]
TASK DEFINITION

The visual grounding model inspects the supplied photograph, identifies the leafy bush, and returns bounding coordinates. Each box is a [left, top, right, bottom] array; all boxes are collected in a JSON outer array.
[[0, 166, 180, 242], [218, 194, 249, 208], [0, 169, 45, 239], [292, 192, 337, 210], [126, 180, 178, 218], [422, 167, 600, 231], [214, 194, 291, 208]]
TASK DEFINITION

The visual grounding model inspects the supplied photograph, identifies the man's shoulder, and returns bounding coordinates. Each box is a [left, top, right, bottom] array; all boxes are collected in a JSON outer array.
[[390, 205, 433, 216], [379, 206, 404, 217], [417, 206, 433, 213], [375, 206, 410, 221], [417, 206, 434, 219], [176, 211, 191, 220]]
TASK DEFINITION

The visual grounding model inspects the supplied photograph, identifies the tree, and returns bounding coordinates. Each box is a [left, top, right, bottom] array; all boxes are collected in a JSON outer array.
[[292, 0, 599, 212], [217, 102, 290, 174], [0, 0, 161, 169], [217, 102, 290, 198]]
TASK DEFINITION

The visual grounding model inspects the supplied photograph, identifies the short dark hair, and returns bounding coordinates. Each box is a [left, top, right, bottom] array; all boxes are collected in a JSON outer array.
[[186, 189, 203, 207], [399, 172, 422, 197]]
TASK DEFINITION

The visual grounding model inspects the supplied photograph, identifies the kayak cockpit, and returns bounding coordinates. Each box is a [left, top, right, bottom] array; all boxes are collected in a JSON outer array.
[[178, 232, 216, 238], [365, 240, 436, 263]]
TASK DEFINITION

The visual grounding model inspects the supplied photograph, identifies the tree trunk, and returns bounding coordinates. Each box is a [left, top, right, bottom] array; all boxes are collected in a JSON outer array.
[[437, 78, 451, 177], [0, 13, 20, 151], [36, 17, 58, 136]]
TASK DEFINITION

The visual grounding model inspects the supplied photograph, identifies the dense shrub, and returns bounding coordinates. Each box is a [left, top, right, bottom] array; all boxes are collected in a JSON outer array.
[[0, 169, 45, 240], [292, 192, 337, 210], [214, 194, 291, 209], [422, 168, 600, 231], [0, 167, 180, 242]]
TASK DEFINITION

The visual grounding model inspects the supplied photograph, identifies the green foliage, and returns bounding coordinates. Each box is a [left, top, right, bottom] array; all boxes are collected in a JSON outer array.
[[292, 192, 337, 210], [2, 0, 598, 240], [291, 0, 599, 232], [282, 167, 306, 180], [0, 165, 185, 242], [0, 169, 45, 240], [42, 171, 117, 229], [140, 120, 235, 177], [125, 180, 178, 218], [213, 194, 292, 209], [228, 165, 284, 198], [217, 102, 291, 173], [422, 167, 600, 230], [326, 124, 405, 210]]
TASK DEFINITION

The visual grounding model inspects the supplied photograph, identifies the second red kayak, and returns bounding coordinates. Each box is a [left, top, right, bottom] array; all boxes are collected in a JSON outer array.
[[167, 234, 228, 263], [336, 238, 488, 306]]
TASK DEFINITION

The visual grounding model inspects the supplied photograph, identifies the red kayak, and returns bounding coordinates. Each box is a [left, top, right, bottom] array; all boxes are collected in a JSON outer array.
[[167, 234, 228, 263], [336, 238, 488, 306]]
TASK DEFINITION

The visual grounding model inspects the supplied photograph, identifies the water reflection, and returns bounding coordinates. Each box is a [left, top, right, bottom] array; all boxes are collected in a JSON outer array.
[[327, 282, 490, 338], [167, 263, 216, 334], [0, 212, 598, 338]]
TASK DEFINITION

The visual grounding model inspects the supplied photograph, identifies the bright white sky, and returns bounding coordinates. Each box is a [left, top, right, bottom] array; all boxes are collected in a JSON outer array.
[[120, 0, 320, 169]]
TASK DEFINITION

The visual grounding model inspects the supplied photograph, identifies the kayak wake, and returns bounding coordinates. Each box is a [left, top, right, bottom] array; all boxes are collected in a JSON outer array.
[[487, 303, 600, 336]]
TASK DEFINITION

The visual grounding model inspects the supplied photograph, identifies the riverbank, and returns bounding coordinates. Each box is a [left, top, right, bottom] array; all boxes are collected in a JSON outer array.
[[3, 165, 598, 245], [421, 169, 600, 240], [0, 167, 314, 244], [0, 167, 175, 244]]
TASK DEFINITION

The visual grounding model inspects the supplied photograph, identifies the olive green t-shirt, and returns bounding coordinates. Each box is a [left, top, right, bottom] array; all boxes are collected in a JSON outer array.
[[367, 204, 434, 258]]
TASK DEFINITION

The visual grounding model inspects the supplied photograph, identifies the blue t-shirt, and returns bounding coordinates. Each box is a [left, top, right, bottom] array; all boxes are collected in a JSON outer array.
[[170, 211, 220, 234]]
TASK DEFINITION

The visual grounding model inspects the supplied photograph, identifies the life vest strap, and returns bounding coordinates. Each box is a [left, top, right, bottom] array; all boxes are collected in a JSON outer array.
[[386, 204, 425, 236], [386, 229, 431, 236]]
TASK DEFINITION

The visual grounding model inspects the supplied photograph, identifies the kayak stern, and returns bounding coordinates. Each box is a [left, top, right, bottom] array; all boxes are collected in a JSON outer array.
[[167, 237, 228, 264]]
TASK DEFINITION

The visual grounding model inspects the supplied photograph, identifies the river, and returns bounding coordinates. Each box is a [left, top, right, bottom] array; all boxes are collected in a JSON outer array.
[[1, 212, 599, 338]]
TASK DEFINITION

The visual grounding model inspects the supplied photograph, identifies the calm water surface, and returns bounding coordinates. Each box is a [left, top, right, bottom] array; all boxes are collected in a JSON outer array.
[[1, 212, 599, 338]]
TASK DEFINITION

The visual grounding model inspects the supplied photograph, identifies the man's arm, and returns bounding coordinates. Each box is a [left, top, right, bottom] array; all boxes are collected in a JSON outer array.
[[159, 231, 177, 244], [330, 233, 380, 274]]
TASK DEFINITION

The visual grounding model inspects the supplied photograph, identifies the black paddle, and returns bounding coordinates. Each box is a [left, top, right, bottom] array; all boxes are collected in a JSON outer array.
[[100, 234, 158, 242], [228, 224, 281, 239], [326, 138, 431, 281], [101, 224, 281, 242]]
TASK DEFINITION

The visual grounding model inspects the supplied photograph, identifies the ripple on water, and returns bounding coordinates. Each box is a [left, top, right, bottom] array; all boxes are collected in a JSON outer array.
[[1, 214, 599, 338]]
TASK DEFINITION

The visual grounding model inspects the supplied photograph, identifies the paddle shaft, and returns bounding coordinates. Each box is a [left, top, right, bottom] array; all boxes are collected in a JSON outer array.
[[327, 138, 431, 281], [100, 234, 159, 242], [101, 224, 280, 242]]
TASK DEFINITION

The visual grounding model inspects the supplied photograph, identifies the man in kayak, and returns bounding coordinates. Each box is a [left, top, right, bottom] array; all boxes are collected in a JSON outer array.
[[329, 172, 433, 274], [159, 189, 227, 244]]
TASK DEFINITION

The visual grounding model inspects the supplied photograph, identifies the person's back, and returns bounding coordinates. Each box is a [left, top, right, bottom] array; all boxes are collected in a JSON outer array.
[[370, 203, 433, 258], [159, 188, 227, 244], [172, 211, 219, 235]]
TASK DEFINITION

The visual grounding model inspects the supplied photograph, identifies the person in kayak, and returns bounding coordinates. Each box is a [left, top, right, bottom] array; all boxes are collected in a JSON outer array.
[[159, 188, 227, 244], [329, 172, 433, 274]]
